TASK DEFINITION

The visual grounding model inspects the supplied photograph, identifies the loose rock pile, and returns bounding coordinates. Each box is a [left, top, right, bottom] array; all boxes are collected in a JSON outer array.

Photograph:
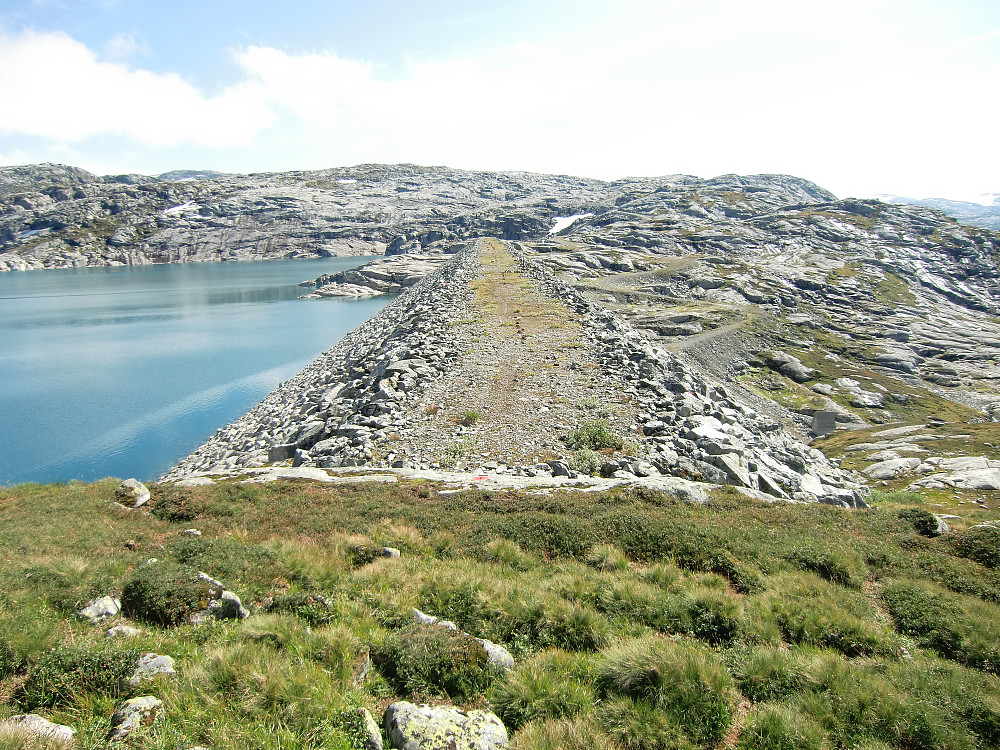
[[167, 240, 862, 506]]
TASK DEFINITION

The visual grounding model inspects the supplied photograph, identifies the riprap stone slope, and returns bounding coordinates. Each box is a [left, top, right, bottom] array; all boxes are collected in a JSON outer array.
[[166, 239, 862, 506]]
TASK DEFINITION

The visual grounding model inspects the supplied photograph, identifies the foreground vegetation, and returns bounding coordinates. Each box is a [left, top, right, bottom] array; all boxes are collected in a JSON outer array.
[[1, 477, 999, 749]]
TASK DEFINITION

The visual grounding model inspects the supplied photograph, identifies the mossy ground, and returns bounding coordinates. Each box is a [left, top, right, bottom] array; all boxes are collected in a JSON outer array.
[[1, 477, 999, 748]]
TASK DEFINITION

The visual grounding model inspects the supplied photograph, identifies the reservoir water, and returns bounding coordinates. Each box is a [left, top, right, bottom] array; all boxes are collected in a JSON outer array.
[[0, 257, 390, 485]]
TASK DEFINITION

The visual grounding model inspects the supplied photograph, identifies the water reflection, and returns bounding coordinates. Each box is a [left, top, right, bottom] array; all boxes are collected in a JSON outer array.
[[0, 256, 387, 485], [206, 284, 305, 305]]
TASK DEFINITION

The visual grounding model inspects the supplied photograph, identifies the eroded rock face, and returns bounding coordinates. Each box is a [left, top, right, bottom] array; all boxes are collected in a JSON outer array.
[[383, 702, 508, 750]]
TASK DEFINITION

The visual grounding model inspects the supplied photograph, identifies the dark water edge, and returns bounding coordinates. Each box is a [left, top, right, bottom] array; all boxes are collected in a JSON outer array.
[[0, 257, 390, 485]]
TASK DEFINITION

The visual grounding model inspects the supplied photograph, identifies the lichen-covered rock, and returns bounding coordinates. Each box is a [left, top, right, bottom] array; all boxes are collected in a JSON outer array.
[[383, 702, 508, 750], [115, 478, 151, 508], [128, 653, 176, 685], [359, 708, 384, 750], [209, 589, 250, 620], [0, 714, 75, 744], [106, 624, 142, 639], [108, 695, 163, 741], [78, 595, 121, 622]]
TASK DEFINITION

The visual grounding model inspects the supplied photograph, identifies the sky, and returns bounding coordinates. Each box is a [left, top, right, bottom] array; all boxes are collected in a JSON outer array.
[[0, 0, 998, 202]]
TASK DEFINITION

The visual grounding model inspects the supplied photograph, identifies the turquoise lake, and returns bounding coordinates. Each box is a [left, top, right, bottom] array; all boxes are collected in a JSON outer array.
[[0, 258, 390, 485]]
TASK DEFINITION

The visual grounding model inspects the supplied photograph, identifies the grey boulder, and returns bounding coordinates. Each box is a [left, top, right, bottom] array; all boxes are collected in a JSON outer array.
[[78, 595, 121, 623], [108, 696, 164, 740], [0, 714, 75, 744], [864, 457, 921, 480], [115, 478, 151, 508], [383, 701, 508, 750], [128, 653, 176, 686]]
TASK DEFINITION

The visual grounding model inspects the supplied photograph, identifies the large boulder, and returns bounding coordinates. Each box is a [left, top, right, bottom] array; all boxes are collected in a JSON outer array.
[[0, 714, 75, 744], [765, 351, 816, 382], [864, 457, 921, 480], [383, 702, 508, 750], [115, 478, 151, 508]]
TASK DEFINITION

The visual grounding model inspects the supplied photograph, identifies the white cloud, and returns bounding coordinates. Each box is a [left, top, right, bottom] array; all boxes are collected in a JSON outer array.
[[102, 32, 147, 61], [0, 2, 998, 200], [0, 29, 273, 148]]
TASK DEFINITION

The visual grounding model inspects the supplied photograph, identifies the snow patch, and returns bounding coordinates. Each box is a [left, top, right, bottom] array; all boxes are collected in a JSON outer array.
[[548, 213, 593, 234], [163, 201, 199, 215], [337, 179, 358, 184]]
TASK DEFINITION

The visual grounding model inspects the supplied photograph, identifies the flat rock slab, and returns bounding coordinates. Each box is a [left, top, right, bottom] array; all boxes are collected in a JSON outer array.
[[911, 469, 1000, 491], [165, 464, 712, 501], [383, 702, 508, 750]]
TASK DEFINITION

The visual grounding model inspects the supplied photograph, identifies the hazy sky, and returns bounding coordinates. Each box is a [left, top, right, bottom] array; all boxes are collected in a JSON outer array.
[[0, 0, 998, 201]]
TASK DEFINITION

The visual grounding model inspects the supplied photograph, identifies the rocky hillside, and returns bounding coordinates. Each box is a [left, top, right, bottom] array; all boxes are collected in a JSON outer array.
[[0, 163, 616, 271], [4, 161, 999, 502]]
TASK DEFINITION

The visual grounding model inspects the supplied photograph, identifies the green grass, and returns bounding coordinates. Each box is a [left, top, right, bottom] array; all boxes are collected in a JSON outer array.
[[1, 478, 1000, 748]]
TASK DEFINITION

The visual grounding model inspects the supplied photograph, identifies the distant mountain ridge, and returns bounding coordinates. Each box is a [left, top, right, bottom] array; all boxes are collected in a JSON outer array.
[[878, 193, 1000, 231]]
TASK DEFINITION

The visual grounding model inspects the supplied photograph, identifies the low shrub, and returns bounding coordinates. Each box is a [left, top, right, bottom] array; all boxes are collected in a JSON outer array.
[[880, 578, 1000, 672], [263, 592, 339, 626], [16, 645, 140, 709], [348, 544, 387, 567], [897, 507, 942, 538], [150, 485, 206, 522], [947, 525, 1000, 569], [728, 647, 808, 702], [568, 449, 601, 476], [785, 545, 865, 588], [564, 420, 623, 451], [737, 703, 826, 750], [596, 635, 735, 745], [121, 561, 212, 626], [494, 514, 595, 559], [372, 624, 499, 701]]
